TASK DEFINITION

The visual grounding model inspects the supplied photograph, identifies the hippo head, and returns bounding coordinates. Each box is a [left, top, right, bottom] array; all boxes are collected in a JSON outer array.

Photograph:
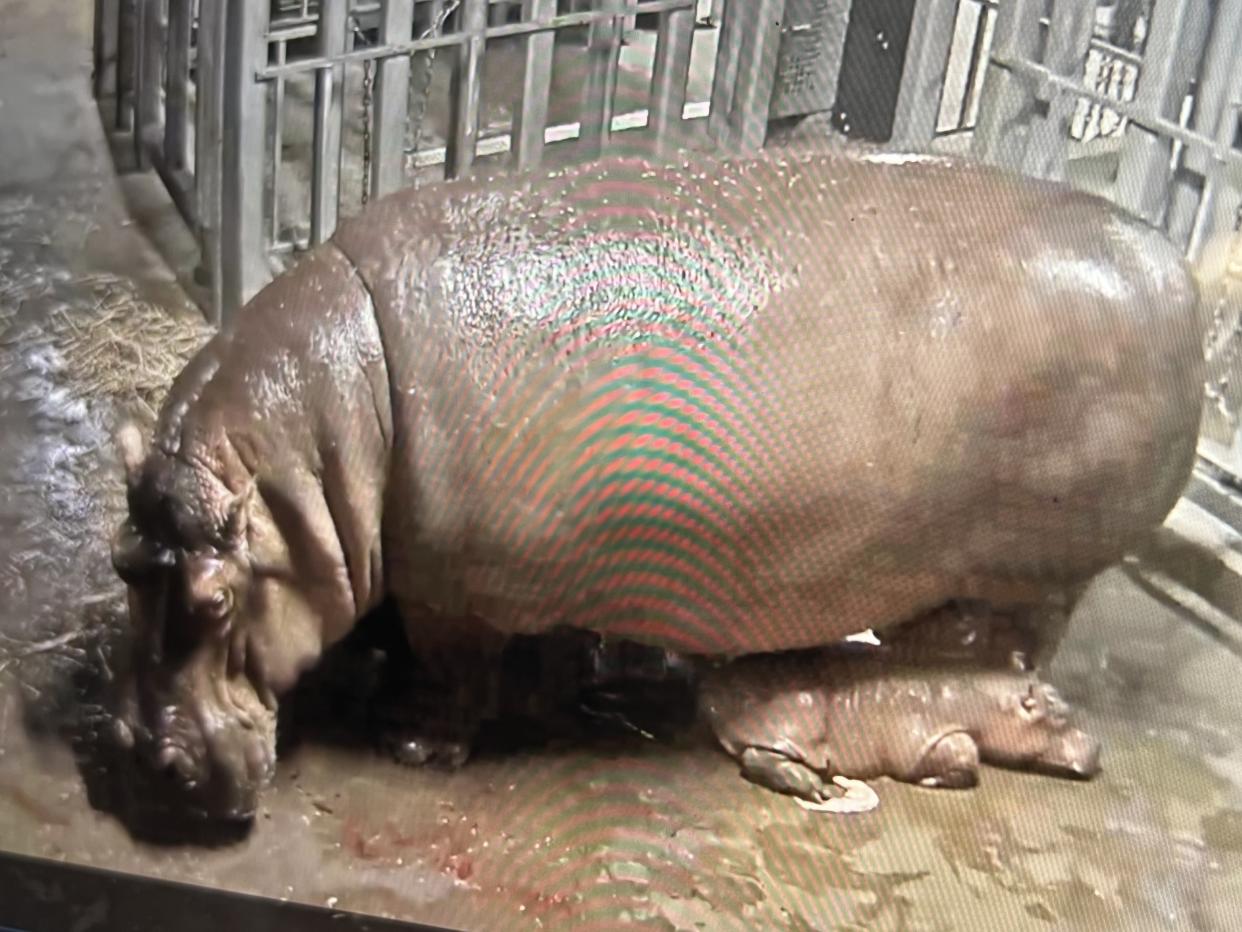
[[104, 422, 320, 824], [977, 675, 1101, 780]]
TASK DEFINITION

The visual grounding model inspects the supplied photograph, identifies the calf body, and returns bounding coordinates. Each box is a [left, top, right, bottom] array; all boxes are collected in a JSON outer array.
[[109, 149, 1204, 820]]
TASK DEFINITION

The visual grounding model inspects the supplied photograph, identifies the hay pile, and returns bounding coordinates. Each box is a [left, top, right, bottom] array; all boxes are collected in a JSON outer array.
[[6, 272, 212, 417]]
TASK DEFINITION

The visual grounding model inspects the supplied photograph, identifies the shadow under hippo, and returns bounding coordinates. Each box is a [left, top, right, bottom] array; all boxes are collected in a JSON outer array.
[[97, 147, 1204, 826]]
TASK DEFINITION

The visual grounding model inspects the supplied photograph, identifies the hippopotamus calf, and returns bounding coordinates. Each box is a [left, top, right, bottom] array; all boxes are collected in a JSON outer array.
[[701, 639, 1100, 804], [106, 148, 1204, 821]]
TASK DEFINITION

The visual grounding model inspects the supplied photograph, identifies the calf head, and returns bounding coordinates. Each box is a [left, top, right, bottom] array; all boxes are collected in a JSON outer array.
[[977, 675, 1101, 779], [106, 422, 315, 823]]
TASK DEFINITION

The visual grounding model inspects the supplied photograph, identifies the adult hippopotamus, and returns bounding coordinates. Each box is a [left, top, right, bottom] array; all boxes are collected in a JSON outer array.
[[106, 148, 1205, 821]]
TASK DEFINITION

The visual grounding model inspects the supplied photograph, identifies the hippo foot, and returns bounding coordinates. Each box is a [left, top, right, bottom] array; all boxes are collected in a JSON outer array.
[[738, 748, 879, 813], [382, 729, 473, 769], [912, 731, 980, 788]]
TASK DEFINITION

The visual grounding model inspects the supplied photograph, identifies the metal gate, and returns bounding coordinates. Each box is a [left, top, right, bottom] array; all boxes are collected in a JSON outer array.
[[92, 0, 817, 323]]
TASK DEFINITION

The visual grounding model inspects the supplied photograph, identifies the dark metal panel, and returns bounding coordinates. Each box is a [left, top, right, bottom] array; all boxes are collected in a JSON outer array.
[[310, 0, 349, 244], [1018, 0, 1095, 182], [1112, 0, 1212, 224], [446, 0, 489, 177], [579, 0, 627, 160], [970, 0, 1044, 171], [888, 0, 958, 148], [648, 3, 695, 155], [164, 0, 194, 170], [221, 0, 271, 317], [512, 0, 557, 169], [372, 0, 415, 198]]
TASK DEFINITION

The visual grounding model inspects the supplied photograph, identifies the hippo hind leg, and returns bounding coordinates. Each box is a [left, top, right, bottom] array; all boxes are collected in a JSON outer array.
[[738, 747, 830, 801], [909, 731, 980, 789]]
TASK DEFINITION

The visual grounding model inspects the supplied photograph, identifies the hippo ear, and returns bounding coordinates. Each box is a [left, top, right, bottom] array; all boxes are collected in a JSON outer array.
[[222, 479, 256, 548], [116, 421, 147, 491]]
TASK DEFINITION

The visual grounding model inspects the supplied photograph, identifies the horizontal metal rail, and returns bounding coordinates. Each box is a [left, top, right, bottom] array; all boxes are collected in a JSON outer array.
[[990, 53, 1242, 168], [256, 0, 694, 80]]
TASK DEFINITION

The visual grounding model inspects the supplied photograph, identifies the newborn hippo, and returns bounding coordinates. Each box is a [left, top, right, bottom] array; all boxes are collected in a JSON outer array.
[[701, 636, 1100, 807], [106, 148, 1204, 821]]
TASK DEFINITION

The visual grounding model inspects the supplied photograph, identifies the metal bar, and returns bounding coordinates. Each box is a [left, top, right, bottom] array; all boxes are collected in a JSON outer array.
[[648, 2, 695, 155], [1113, 0, 1212, 224], [512, 0, 556, 170], [446, 0, 490, 178], [116, 0, 135, 130], [94, 0, 121, 99], [970, 0, 1044, 170], [371, 0, 414, 198], [132, 0, 155, 167], [1175, 0, 1242, 253], [707, 0, 744, 146], [730, 0, 784, 151], [955, 2, 992, 130], [989, 55, 1242, 169], [579, 0, 626, 160], [256, 0, 694, 80], [195, 0, 227, 323], [889, 0, 960, 148], [310, 0, 349, 245], [164, 0, 193, 170], [1018, 0, 1095, 182], [221, 0, 271, 318], [270, 40, 287, 244]]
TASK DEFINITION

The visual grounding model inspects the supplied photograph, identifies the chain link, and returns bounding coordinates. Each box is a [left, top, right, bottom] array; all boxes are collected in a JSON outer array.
[[407, 1, 462, 169]]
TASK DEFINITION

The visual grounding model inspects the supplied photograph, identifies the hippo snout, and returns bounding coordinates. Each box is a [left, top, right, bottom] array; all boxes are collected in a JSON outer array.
[[1033, 726, 1101, 780]]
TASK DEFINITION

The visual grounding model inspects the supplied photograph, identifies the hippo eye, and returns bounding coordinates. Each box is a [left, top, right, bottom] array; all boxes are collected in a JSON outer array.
[[202, 588, 233, 622]]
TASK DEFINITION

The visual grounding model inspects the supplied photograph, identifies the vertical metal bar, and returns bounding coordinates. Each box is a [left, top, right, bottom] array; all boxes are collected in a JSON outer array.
[[94, 0, 121, 99], [1172, 0, 1242, 253], [221, 0, 270, 318], [116, 0, 135, 130], [1018, 0, 1095, 181], [889, 0, 960, 149], [971, 0, 1044, 170], [132, 0, 153, 166], [1112, 0, 1212, 224], [446, 0, 489, 178], [512, 0, 556, 170], [164, 0, 193, 169], [195, 0, 227, 323], [707, 0, 745, 148], [579, 0, 626, 160], [649, 3, 695, 155], [729, 0, 783, 152], [310, 0, 349, 245], [372, 0, 414, 198], [270, 40, 287, 245]]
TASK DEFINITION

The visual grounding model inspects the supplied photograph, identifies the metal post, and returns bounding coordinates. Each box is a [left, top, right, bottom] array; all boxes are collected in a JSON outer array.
[[579, 0, 626, 160], [446, 0, 489, 178], [971, 0, 1044, 171], [134, 0, 164, 169], [707, 0, 744, 148], [888, 0, 959, 150], [512, 0, 557, 170], [649, 3, 695, 156], [729, 0, 784, 152], [1018, 0, 1095, 181], [196, 0, 227, 323], [310, 0, 348, 245], [1112, 0, 1211, 225], [116, 0, 135, 131], [371, 0, 415, 199], [1172, 0, 1242, 254], [221, 0, 271, 318], [164, 0, 193, 170], [94, 0, 121, 100]]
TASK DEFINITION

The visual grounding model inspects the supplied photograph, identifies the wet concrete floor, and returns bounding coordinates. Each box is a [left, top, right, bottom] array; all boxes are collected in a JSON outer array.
[[1, 2, 1242, 930]]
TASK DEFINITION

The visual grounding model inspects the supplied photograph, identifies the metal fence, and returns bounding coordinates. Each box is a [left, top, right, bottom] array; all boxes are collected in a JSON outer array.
[[92, 0, 809, 322]]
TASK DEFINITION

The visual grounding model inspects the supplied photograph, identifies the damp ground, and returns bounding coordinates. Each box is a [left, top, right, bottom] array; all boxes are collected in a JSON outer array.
[[1, 2, 1241, 930]]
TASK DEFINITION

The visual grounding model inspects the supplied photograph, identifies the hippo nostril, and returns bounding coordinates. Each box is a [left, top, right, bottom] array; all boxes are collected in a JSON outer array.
[[156, 745, 198, 787], [110, 716, 135, 751]]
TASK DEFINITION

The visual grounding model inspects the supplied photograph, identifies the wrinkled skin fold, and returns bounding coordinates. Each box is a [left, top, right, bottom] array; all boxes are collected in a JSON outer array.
[[104, 148, 1205, 822]]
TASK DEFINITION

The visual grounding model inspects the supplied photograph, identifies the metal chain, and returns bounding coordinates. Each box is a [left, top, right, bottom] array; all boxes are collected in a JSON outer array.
[[406, 0, 462, 166]]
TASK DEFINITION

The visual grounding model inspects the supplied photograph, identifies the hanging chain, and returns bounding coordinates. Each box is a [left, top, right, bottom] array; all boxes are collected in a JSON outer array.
[[406, 0, 462, 169]]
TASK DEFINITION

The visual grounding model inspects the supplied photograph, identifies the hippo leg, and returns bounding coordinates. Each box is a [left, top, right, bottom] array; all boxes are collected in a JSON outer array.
[[908, 731, 981, 788], [738, 747, 829, 801], [376, 611, 508, 769]]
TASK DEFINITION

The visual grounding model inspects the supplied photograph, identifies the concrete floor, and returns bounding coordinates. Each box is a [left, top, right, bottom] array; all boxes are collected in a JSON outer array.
[[2, 2, 1242, 930]]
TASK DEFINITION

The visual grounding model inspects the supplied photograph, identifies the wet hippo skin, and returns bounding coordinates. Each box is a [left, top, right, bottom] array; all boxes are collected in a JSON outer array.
[[106, 148, 1204, 820]]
